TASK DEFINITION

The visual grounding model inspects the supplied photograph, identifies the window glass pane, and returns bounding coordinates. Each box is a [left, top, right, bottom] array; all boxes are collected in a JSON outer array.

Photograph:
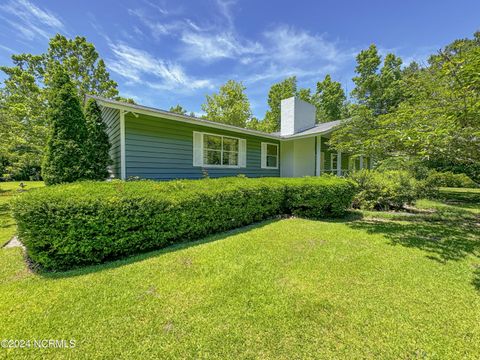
[[223, 137, 238, 152], [204, 150, 221, 165], [223, 151, 238, 166], [266, 144, 277, 156], [204, 134, 221, 150], [266, 155, 277, 168]]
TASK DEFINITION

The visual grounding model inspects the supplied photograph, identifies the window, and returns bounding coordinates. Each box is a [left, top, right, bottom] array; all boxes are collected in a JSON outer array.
[[203, 134, 239, 166], [261, 143, 279, 169], [193, 132, 246, 168], [331, 153, 338, 171]]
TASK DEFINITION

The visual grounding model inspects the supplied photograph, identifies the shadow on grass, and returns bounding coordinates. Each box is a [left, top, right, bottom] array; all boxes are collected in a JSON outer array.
[[348, 190, 480, 291], [39, 218, 281, 280]]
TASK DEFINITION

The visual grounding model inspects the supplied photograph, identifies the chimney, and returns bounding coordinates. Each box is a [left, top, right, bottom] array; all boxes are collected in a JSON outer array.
[[280, 97, 316, 136]]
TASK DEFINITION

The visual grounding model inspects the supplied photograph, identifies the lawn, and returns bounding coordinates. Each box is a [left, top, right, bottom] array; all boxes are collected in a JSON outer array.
[[0, 186, 479, 359], [0, 181, 44, 246]]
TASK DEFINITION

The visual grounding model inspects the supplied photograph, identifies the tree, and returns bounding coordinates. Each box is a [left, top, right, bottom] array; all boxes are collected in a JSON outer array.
[[201, 80, 252, 127], [84, 99, 111, 180], [261, 76, 297, 132], [41, 69, 88, 185], [351, 44, 404, 115], [5, 34, 119, 100], [315, 75, 346, 122], [331, 32, 480, 176], [169, 104, 188, 115], [0, 34, 121, 179]]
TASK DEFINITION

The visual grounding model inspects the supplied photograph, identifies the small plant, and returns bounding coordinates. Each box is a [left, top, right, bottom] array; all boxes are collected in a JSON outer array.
[[201, 168, 209, 179]]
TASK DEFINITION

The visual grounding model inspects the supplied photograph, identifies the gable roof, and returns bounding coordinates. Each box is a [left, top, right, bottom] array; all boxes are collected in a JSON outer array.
[[88, 95, 343, 140]]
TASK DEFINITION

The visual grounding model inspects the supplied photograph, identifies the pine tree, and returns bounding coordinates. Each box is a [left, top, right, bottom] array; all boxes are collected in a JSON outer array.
[[41, 68, 88, 185], [84, 99, 111, 180]]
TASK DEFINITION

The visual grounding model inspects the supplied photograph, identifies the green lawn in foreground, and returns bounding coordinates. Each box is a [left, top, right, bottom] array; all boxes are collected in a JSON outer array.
[[0, 187, 479, 359], [0, 181, 44, 246]]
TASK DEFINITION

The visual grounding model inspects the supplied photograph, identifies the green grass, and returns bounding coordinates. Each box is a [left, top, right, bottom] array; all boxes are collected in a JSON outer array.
[[0, 187, 479, 359], [0, 181, 44, 246]]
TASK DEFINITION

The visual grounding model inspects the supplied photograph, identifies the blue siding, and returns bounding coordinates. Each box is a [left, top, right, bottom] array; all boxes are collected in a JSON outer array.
[[124, 113, 280, 180]]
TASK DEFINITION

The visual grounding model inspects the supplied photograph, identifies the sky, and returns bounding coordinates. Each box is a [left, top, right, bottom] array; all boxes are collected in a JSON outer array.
[[0, 0, 479, 118]]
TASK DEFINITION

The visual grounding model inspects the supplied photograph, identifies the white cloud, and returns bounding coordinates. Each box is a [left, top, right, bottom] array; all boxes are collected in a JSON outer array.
[[0, 0, 64, 40], [180, 31, 263, 61], [107, 42, 213, 91]]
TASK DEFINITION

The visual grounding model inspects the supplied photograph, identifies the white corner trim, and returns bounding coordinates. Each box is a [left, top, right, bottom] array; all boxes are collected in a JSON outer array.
[[315, 136, 321, 176], [120, 109, 126, 180]]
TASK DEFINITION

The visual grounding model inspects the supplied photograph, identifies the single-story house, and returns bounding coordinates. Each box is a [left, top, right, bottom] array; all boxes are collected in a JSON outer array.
[[90, 95, 372, 180]]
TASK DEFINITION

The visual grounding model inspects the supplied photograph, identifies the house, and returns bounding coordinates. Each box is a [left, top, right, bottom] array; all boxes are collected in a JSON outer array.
[[90, 95, 372, 180]]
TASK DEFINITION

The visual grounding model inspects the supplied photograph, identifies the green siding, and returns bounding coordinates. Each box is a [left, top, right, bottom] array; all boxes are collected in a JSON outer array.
[[101, 106, 121, 178], [124, 113, 280, 180]]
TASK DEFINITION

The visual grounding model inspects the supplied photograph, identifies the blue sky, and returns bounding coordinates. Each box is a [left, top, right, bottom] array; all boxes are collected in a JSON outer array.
[[0, 0, 479, 118]]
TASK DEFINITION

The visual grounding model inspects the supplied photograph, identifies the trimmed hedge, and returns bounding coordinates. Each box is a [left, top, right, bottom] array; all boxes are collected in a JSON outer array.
[[11, 177, 356, 271]]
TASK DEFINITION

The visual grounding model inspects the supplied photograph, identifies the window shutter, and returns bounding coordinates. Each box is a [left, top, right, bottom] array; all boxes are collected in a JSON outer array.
[[239, 139, 247, 168], [261, 142, 267, 169], [193, 132, 203, 166]]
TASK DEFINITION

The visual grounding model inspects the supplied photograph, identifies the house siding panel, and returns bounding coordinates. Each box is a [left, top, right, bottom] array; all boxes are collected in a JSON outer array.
[[124, 113, 280, 180], [101, 107, 121, 178]]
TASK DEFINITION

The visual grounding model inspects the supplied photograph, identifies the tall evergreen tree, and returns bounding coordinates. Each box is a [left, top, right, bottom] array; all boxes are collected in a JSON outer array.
[[42, 68, 88, 185], [315, 75, 347, 122], [84, 99, 111, 180]]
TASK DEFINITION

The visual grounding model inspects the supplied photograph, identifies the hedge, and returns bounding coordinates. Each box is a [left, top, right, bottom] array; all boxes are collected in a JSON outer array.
[[11, 177, 356, 271]]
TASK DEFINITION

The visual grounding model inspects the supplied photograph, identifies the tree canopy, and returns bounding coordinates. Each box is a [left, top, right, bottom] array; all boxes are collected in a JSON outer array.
[[330, 32, 480, 176], [201, 80, 252, 127]]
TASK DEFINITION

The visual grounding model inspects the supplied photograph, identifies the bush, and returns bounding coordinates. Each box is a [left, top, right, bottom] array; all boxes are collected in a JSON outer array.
[[424, 171, 478, 188], [349, 170, 424, 210], [11, 177, 356, 271]]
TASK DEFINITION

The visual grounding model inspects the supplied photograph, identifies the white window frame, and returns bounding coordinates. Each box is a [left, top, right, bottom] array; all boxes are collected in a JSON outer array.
[[331, 153, 338, 171], [195, 131, 246, 168], [261, 142, 279, 169]]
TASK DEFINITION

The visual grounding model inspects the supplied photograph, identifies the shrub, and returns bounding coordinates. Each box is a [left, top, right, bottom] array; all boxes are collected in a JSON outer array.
[[42, 68, 89, 185], [84, 99, 112, 180], [11, 177, 356, 271], [349, 170, 424, 210], [424, 171, 478, 188]]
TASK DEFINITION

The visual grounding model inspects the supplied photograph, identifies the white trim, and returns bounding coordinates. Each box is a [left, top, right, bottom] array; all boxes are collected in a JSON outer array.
[[120, 109, 126, 180], [315, 136, 321, 176], [196, 131, 245, 168], [337, 151, 342, 176], [91, 95, 339, 141], [94, 97, 279, 140], [261, 142, 279, 169]]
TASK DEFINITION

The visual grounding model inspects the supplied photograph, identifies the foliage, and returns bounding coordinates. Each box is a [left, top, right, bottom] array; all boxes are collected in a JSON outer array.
[[425, 171, 478, 189], [0, 34, 120, 179], [375, 156, 431, 180], [84, 99, 111, 180], [349, 170, 425, 210], [11, 177, 355, 270], [315, 74, 347, 122], [0, 181, 44, 245], [253, 76, 318, 132], [201, 80, 252, 127], [169, 104, 188, 115], [41, 69, 89, 185], [351, 45, 404, 115], [2, 188, 480, 358], [331, 32, 480, 170]]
